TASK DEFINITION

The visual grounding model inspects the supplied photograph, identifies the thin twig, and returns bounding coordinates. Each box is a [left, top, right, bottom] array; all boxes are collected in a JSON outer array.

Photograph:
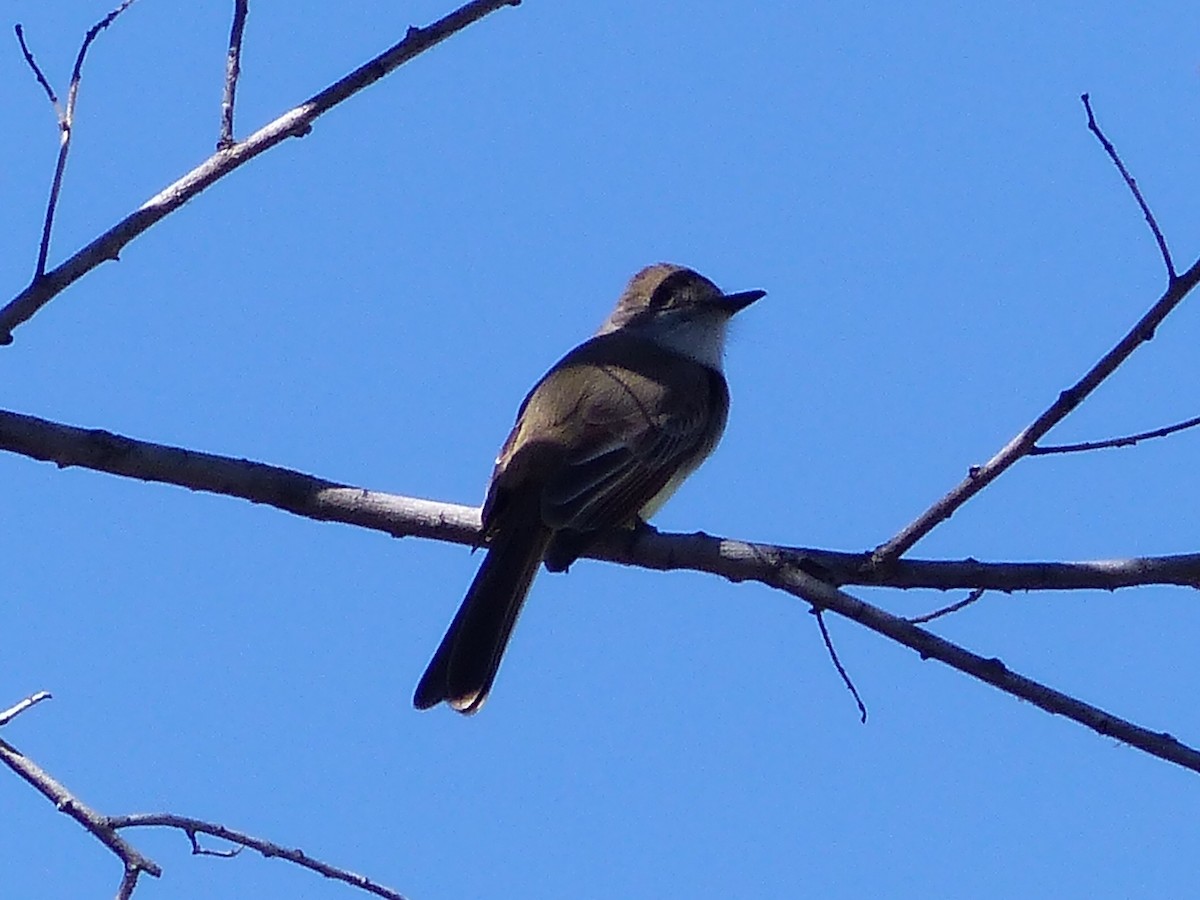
[[872, 254, 1200, 566], [0, 694, 406, 897], [185, 827, 242, 857], [218, 0, 250, 150], [110, 814, 409, 900], [1031, 414, 1200, 456], [871, 101, 1198, 566], [0, 690, 52, 727], [906, 588, 986, 625], [0, 0, 522, 344], [811, 608, 867, 723], [1082, 93, 1176, 280], [14, 25, 61, 108], [774, 567, 1200, 775], [23, 1, 139, 280]]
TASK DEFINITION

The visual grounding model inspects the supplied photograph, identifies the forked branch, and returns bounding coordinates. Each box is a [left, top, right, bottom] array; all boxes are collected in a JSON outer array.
[[14, 1, 138, 280], [1, 409, 1198, 775], [0, 693, 408, 898], [872, 97, 1200, 565], [0, 0, 521, 344]]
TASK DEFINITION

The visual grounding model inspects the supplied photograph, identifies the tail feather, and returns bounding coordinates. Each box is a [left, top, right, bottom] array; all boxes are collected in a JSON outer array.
[[413, 519, 553, 714]]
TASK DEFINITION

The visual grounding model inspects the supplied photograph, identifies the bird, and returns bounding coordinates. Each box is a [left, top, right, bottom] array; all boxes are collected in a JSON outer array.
[[413, 263, 764, 713]]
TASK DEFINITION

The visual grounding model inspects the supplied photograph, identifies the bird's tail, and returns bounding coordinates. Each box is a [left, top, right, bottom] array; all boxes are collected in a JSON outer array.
[[413, 516, 553, 714]]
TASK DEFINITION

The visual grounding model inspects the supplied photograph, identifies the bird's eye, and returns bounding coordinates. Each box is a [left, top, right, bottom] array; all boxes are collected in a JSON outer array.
[[648, 270, 696, 309]]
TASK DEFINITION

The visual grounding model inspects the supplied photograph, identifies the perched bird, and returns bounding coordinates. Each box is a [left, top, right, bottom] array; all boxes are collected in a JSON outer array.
[[414, 263, 764, 713]]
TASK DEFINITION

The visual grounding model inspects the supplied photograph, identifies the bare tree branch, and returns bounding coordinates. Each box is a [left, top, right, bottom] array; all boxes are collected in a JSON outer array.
[[2, 406, 1199, 590], [1, 409, 1196, 773], [14, 25, 60, 109], [0, 0, 522, 344], [4, 406, 1200, 592], [872, 253, 1200, 566], [1082, 93, 1176, 279], [0, 694, 409, 898], [116, 866, 141, 900], [217, 0, 250, 150], [15, 2, 138, 281], [109, 814, 409, 900], [772, 567, 1200, 774], [1031, 413, 1200, 455], [0, 690, 52, 726], [811, 609, 867, 723], [906, 588, 986, 625], [0, 716, 163, 887], [0, 407, 482, 541], [871, 94, 1199, 566]]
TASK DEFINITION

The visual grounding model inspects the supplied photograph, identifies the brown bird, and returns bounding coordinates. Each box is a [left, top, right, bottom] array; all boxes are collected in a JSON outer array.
[[414, 264, 764, 713]]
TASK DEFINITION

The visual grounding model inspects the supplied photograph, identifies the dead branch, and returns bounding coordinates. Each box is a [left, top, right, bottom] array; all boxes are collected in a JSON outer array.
[[1082, 93, 1175, 278], [873, 254, 1200, 565], [109, 814, 408, 900], [0, 692, 408, 898], [217, 0, 250, 150], [772, 568, 1200, 774], [0, 690, 52, 726], [14, 25, 59, 109], [4, 406, 1200, 592], [0, 0, 522, 344], [871, 96, 1199, 566], [811, 608, 867, 723], [0, 694, 162, 895], [1, 408, 1196, 774], [1031, 413, 1200, 455], [906, 588, 987, 625], [15, 1, 138, 281]]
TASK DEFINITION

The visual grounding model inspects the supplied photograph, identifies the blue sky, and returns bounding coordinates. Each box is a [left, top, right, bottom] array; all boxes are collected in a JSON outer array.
[[4, 2, 1200, 897]]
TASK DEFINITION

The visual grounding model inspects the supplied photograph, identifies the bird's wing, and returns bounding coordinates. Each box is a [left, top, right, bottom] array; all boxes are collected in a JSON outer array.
[[538, 357, 722, 532]]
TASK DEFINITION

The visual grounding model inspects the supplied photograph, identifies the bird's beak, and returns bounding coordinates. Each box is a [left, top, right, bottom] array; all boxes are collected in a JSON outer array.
[[718, 289, 766, 314]]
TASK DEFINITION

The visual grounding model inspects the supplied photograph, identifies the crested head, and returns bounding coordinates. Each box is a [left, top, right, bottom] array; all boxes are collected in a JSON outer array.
[[598, 264, 724, 334], [596, 263, 765, 370]]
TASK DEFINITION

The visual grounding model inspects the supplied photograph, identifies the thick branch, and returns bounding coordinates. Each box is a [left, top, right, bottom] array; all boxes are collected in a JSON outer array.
[[0, 0, 521, 343], [3, 407, 1200, 592], [2, 408, 1199, 774]]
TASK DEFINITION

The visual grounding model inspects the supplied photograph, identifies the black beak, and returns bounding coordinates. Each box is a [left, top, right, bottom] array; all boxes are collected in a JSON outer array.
[[720, 289, 767, 314]]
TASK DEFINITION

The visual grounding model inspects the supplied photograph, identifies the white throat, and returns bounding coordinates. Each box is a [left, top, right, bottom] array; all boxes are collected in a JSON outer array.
[[632, 313, 729, 371]]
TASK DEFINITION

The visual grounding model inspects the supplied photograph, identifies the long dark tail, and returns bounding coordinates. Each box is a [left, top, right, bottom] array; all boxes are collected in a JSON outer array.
[[413, 518, 553, 714]]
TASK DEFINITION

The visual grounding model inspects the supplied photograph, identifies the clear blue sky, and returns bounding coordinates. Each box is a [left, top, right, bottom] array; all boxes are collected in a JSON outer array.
[[4, 2, 1200, 897]]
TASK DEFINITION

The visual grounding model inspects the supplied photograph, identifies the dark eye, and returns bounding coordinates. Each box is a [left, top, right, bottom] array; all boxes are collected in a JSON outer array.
[[648, 269, 698, 309]]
